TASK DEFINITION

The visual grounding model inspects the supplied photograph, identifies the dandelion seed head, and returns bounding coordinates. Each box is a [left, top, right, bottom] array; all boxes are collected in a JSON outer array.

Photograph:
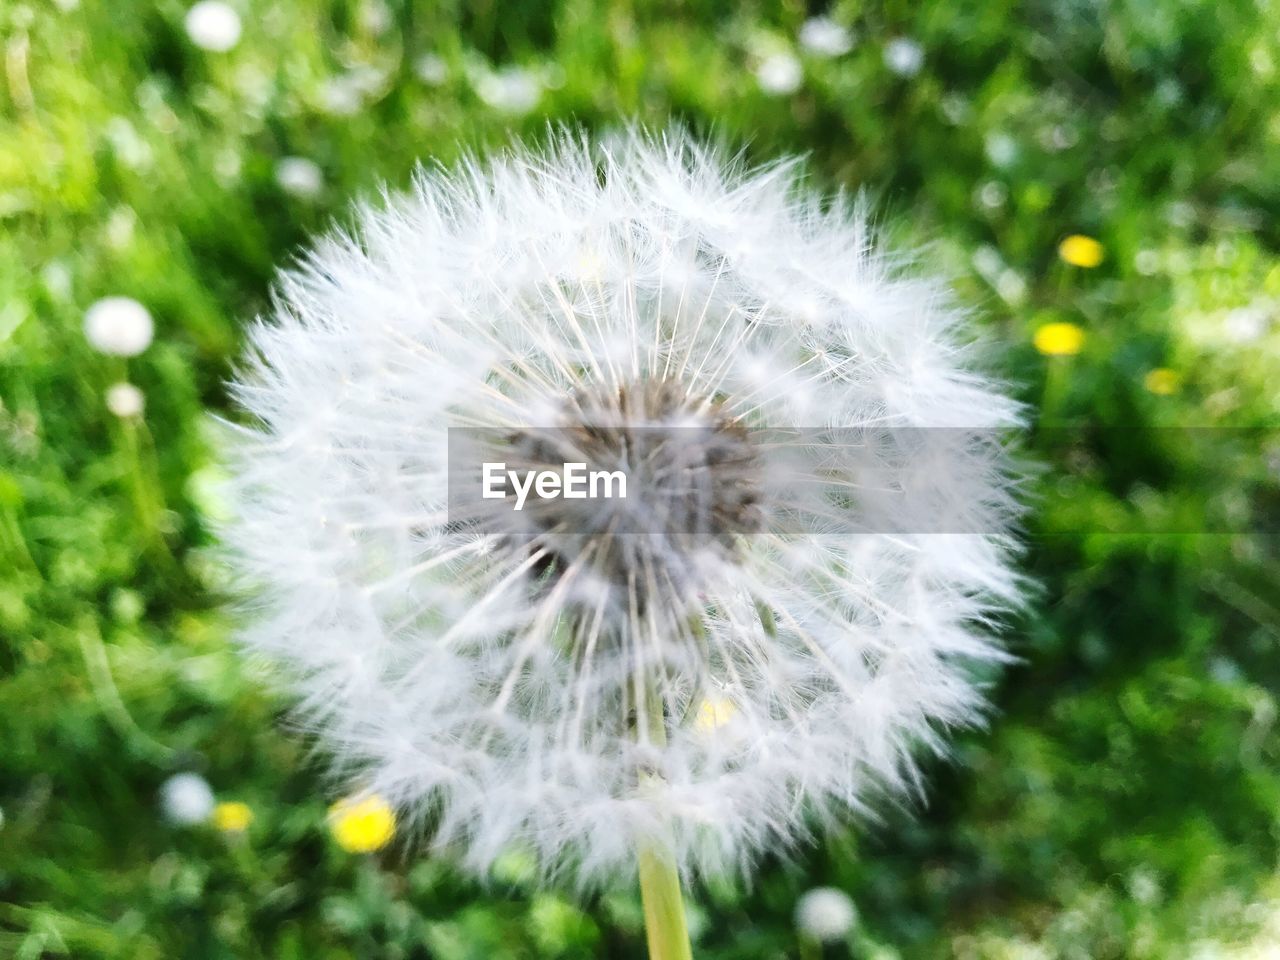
[[224, 129, 1024, 888], [884, 38, 924, 77], [84, 296, 153, 356], [106, 381, 145, 418], [756, 53, 803, 95], [160, 772, 215, 825], [799, 18, 854, 58], [184, 1, 242, 53], [275, 157, 324, 198], [479, 377, 763, 604], [796, 887, 858, 941]]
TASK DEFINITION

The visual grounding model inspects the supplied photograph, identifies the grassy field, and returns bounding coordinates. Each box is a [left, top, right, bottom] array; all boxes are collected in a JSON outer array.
[[2, 1, 1279, 957]]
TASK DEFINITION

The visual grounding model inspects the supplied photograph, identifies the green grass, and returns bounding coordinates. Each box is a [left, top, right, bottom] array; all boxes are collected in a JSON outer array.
[[2, 1, 1279, 957]]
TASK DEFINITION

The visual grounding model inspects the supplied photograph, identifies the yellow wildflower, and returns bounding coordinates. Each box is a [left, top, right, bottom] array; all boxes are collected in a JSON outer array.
[[1143, 368, 1181, 395], [1033, 322, 1086, 356], [1058, 234, 1104, 268], [696, 696, 738, 731], [212, 801, 253, 833], [329, 794, 396, 853]]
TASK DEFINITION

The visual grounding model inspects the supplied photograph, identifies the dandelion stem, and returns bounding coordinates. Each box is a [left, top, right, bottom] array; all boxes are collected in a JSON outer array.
[[638, 836, 693, 960], [636, 676, 693, 960]]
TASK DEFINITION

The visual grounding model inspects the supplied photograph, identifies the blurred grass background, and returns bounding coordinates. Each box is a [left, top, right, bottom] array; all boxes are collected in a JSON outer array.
[[2, 0, 1280, 957]]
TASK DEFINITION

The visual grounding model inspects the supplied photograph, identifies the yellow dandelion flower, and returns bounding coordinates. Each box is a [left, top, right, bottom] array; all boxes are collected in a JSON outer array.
[[212, 801, 253, 833], [1058, 235, 1104, 268], [1033, 322, 1086, 356], [575, 249, 605, 280], [1143, 368, 1181, 395], [328, 794, 396, 853], [696, 696, 738, 731]]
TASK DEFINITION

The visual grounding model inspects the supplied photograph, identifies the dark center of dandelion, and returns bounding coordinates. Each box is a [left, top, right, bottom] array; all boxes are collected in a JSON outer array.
[[499, 378, 763, 595]]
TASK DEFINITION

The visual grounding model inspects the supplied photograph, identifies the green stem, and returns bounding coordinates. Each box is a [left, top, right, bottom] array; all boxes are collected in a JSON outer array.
[[798, 934, 822, 960], [636, 673, 693, 960], [638, 838, 693, 960]]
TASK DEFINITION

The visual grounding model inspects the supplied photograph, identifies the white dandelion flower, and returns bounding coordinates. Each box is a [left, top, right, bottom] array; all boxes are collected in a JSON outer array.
[[275, 157, 324, 199], [799, 18, 854, 58], [795, 887, 858, 942], [184, 1, 242, 53], [106, 382, 145, 418], [756, 52, 803, 95], [160, 772, 215, 825], [884, 37, 924, 77], [84, 296, 153, 356], [223, 131, 1023, 896]]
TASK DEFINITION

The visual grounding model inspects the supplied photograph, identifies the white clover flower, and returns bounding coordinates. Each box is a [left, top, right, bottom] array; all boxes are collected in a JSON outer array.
[[884, 37, 924, 77], [755, 52, 803, 95], [796, 887, 858, 942], [223, 130, 1023, 889], [275, 157, 324, 199], [184, 1, 242, 53], [474, 66, 543, 114], [160, 772, 215, 825], [84, 296, 153, 356], [106, 382, 145, 418], [799, 18, 854, 58]]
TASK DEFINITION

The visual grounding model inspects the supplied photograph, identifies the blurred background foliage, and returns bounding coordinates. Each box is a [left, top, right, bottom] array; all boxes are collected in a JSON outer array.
[[2, 0, 1279, 957]]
